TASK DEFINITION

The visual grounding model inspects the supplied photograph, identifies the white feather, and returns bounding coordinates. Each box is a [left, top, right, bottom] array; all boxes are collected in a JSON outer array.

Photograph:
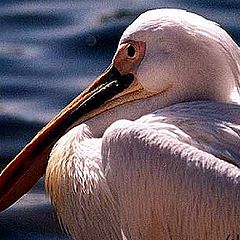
[[103, 101, 240, 239]]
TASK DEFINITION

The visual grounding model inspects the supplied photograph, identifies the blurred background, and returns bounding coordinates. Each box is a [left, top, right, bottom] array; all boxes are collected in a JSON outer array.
[[0, 0, 239, 239]]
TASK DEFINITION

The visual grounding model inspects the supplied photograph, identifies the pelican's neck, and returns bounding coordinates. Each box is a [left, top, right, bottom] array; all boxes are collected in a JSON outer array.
[[45, 124, 122, 240], [83, 92, 173, 138]]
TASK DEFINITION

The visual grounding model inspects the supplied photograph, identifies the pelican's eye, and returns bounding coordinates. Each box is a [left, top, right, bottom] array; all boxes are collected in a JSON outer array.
[[127, 44, 136, 58]]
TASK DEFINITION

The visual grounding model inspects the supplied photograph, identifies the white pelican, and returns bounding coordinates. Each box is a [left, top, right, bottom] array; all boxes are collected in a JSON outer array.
[[0, 9, 240, 240]]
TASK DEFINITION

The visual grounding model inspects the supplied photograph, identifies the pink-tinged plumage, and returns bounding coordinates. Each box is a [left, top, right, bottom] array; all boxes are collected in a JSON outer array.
[[1, 9, 240, 240]]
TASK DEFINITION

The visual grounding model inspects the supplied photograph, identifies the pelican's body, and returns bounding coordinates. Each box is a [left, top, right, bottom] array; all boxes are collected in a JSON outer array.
[[47, 101, 240, 239], [0, 9, 240, 240]]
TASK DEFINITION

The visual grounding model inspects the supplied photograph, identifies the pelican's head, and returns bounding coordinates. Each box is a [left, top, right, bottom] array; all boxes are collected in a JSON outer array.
[[113, 9, 239, 104], [0, 9, 239, 211]]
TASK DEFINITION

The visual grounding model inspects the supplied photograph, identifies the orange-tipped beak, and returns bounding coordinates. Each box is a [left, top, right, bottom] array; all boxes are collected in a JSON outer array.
[[0, 65, 134, 211]]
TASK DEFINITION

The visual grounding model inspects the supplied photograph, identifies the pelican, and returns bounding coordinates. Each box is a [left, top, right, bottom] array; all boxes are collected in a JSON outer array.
[[0, 8, 240, 240]]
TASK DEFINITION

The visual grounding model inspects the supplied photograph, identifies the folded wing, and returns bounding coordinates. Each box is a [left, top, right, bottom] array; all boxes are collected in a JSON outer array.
[[102, 101, 240, 240]]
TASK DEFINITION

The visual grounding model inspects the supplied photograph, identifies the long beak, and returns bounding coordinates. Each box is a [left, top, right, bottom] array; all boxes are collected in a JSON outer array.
[[0, 65, 134, 211]]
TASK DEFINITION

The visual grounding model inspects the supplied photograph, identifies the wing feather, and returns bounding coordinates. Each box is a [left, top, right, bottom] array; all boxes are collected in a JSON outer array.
[[102, 101, 240, 240]]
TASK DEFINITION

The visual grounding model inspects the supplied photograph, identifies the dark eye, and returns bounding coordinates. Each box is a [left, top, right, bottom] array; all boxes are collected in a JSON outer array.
[[127, 44, 136, 58]]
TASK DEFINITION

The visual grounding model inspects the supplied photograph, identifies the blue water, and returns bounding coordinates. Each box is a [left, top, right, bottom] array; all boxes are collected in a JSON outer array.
[[0, 1, 239, 239]]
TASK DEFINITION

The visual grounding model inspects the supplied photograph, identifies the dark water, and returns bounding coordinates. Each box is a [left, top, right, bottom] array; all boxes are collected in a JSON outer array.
[[0, 0, 239, 239]]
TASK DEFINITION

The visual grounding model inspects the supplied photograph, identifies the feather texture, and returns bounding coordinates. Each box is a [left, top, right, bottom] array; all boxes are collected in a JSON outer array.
[[103, 101, 240, 239]]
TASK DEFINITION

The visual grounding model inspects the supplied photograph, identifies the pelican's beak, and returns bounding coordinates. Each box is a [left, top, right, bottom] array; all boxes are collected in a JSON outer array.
[[0, 65, 135, 211]]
